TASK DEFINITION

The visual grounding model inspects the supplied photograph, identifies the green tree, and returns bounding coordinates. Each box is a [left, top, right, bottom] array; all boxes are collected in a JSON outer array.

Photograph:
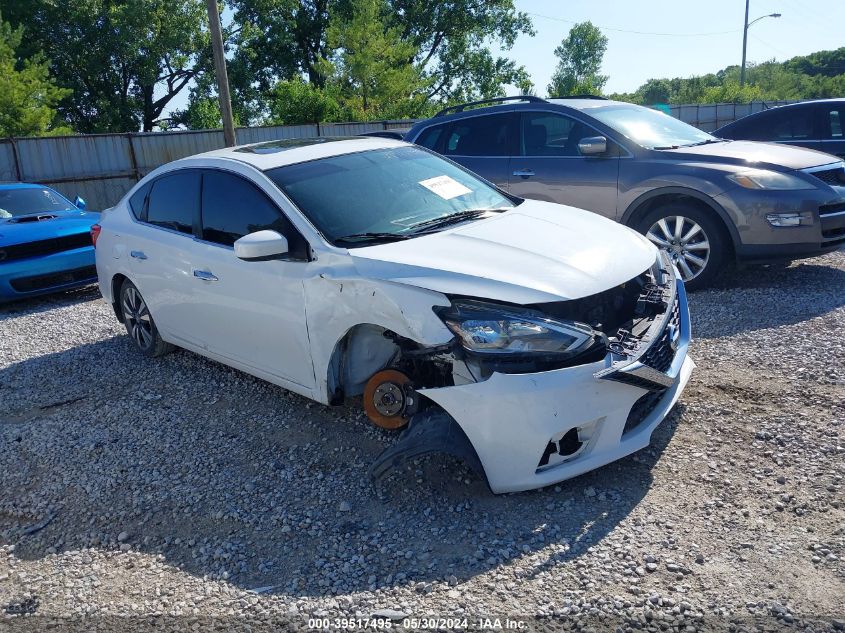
[[266, 77, 341, 124], [0, 21, 70, 137], [385, 0, 534, 103], [638, 79, 672, 105], [319, 0, 425, 119], [3, 0, 209, 133], [547, 21, 608, 97], [611, 47, 845, 106], [225, 0, 533, 121]]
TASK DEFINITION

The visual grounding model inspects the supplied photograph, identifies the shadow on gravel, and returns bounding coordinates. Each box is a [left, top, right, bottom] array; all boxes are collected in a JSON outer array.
[[0, 284, 101, 321], [0, 333, 683, 599], [689, 256, 845, 339]]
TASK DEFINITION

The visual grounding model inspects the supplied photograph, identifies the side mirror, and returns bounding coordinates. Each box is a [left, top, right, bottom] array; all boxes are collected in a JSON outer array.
[[74, 196, 87, 210], [234, 230, 289, 261], [578, 136, 608, 156]]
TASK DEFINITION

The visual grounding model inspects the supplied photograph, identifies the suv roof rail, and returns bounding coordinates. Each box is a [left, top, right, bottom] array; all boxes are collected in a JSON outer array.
[[434, 95, 548, 117], [550, 95, 608, 100]]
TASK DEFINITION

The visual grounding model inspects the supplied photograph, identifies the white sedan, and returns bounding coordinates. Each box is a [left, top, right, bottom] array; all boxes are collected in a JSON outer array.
[[93, 137, 694, 493]]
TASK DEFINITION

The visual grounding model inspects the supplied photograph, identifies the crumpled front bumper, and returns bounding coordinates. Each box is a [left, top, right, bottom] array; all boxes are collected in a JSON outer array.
[[418, 262, 694, 494]]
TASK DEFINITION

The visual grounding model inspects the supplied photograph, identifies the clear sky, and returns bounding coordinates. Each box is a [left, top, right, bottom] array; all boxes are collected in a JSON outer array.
[[503, 0, 845, 96]]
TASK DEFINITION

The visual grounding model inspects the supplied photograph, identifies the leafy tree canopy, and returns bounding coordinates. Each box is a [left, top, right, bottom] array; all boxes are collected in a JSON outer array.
[[547, 21, 608, 97], [3, 0, 209, 132], [0, 21, 71, 137], [223, 0, 534, 124], [610, 47, 845, 105]]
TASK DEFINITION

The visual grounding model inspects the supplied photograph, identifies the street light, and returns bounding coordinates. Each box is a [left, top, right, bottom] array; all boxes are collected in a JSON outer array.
[[740, 1, 782, 87]]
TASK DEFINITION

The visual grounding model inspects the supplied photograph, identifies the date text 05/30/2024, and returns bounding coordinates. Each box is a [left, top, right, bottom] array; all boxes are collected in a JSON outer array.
[[307, 617, 527, 630]]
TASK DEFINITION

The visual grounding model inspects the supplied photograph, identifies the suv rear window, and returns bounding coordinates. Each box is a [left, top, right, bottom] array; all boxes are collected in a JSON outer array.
[[441, 113, 514, 157]]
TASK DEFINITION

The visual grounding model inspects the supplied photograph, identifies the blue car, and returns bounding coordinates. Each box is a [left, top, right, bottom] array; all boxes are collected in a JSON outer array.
[[0, 183, 99, 303]]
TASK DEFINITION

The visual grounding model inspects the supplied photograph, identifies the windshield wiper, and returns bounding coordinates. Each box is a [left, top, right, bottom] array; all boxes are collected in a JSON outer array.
[[682, 138, 727, 147], [334, 232, 412, 245], [653, 145, 680, 150], [410, 208, 506, 233]]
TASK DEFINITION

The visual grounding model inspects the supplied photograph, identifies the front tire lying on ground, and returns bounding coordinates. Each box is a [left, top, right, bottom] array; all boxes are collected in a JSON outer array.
[[119, 279, 173, 357], [636, 203, 728, 290], [369, 408, 488, 489]]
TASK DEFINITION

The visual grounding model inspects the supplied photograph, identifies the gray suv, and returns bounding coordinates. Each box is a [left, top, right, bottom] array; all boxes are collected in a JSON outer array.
[[405, 96, 845, 289]]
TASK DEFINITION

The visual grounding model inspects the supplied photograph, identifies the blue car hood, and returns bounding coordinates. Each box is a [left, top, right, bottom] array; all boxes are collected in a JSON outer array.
[[0, 210, 100, 247]]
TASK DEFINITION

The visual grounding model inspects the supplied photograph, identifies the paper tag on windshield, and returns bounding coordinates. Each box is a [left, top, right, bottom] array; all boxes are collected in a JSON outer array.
[[418, 175, 472, 200]]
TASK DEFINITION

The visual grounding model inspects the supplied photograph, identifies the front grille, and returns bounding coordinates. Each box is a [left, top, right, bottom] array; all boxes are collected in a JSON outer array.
[[819, 201, 845, 216], [822, 226, 845, 240], [624, 389, 666, 435], [10, 265, 97, 292], [640, 295, 681, 373], [0, 233, 92, 262], [809, 166, 845, 186]]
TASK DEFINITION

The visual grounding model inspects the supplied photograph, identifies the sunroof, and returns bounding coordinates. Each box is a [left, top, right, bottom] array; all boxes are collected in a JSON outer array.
[[235, 137, 355, 155]]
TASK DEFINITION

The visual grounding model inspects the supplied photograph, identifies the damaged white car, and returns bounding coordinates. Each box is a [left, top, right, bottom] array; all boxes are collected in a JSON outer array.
[[93, 137, 694, 493]]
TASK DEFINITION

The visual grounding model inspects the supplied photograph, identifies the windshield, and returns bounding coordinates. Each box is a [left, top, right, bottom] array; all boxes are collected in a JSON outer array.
[[266, 146, 515, 245], [591, 105, 717, 149], [0, 187, 75, 219]]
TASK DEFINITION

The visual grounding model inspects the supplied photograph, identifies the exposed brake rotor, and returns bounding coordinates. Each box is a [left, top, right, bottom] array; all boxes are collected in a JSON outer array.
[[363, 369, 414, 430]]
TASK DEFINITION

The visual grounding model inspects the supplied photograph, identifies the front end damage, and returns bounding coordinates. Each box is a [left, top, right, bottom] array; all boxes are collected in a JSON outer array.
[[367, 251, 694, 493]]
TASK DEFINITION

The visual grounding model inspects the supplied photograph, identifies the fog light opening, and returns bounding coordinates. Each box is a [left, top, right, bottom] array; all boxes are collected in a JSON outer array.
[[538, 427, 585, 468], [765, 212, 804, 228]]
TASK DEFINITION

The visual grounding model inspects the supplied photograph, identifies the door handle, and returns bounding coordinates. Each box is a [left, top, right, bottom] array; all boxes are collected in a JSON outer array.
[[512, 169, 535, 178], [193, 269, 219, 282], [129, 250, 147, 260]]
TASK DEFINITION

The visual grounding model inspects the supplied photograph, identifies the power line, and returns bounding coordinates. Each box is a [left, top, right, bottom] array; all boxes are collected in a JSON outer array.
[[747, 32, 787, 58], [526, 11, 742, 37]]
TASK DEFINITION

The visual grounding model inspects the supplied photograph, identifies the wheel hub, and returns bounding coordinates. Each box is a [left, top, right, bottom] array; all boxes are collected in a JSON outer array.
[[363, 369, 414, 430], [646, 215, 711, 282]]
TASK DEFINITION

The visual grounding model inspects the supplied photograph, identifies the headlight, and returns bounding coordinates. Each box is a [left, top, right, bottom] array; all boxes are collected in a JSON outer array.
[[727, 169, 815, 191], [436, 299, 598, 357]]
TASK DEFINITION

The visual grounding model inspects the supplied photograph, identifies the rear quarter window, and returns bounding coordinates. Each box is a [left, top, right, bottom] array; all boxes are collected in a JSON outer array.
[[128, 182, 151, 220]]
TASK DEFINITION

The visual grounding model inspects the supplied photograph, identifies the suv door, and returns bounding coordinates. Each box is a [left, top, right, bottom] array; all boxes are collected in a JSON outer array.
[[819, 104, 845, 159], [417, 112, 516, 188], [508, 111, 620, 218], [127, 169, 201, 343], [190, 169, 315, 389]]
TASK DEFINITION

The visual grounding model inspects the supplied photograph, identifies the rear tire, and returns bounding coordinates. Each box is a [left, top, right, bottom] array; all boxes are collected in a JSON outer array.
[[635, 203, 729, 290], [119, 280, 173, 357]]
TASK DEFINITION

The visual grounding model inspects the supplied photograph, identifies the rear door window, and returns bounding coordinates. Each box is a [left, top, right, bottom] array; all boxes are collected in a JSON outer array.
[[743, 107, 815, 141], [415, 125, 445, 150], [441, 113, 515, 157], [146, 171, 200, 234]]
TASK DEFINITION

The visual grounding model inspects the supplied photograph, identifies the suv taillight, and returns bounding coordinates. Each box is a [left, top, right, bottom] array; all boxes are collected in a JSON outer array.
[[90, 224, 101, 247]]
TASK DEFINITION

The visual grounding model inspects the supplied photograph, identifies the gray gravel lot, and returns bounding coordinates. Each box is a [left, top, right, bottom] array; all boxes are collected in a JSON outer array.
[[1, 251, 844, 631]]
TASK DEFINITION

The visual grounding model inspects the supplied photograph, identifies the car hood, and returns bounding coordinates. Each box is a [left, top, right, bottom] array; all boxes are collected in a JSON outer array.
[[658, 140, 838, 171], [0, 210, 100, 247], [348, 199, 657, 304]]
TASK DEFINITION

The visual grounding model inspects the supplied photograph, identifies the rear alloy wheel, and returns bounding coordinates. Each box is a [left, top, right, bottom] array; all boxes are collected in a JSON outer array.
[[120, 280, 173, 357], [637, 204, 728, 290]]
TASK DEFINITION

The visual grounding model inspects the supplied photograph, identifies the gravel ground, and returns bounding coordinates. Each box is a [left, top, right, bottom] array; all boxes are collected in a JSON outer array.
[[1, 251, 843, 632]]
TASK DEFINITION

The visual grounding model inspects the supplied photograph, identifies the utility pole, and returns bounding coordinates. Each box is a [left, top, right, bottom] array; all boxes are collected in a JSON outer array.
[[741, 2, 782, 87], [740, 0, 750, 87], [206, 0, 236, 147]]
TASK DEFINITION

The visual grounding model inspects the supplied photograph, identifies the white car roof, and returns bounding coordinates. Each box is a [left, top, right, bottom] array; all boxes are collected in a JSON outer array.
[[195, 136, 406, 171]]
